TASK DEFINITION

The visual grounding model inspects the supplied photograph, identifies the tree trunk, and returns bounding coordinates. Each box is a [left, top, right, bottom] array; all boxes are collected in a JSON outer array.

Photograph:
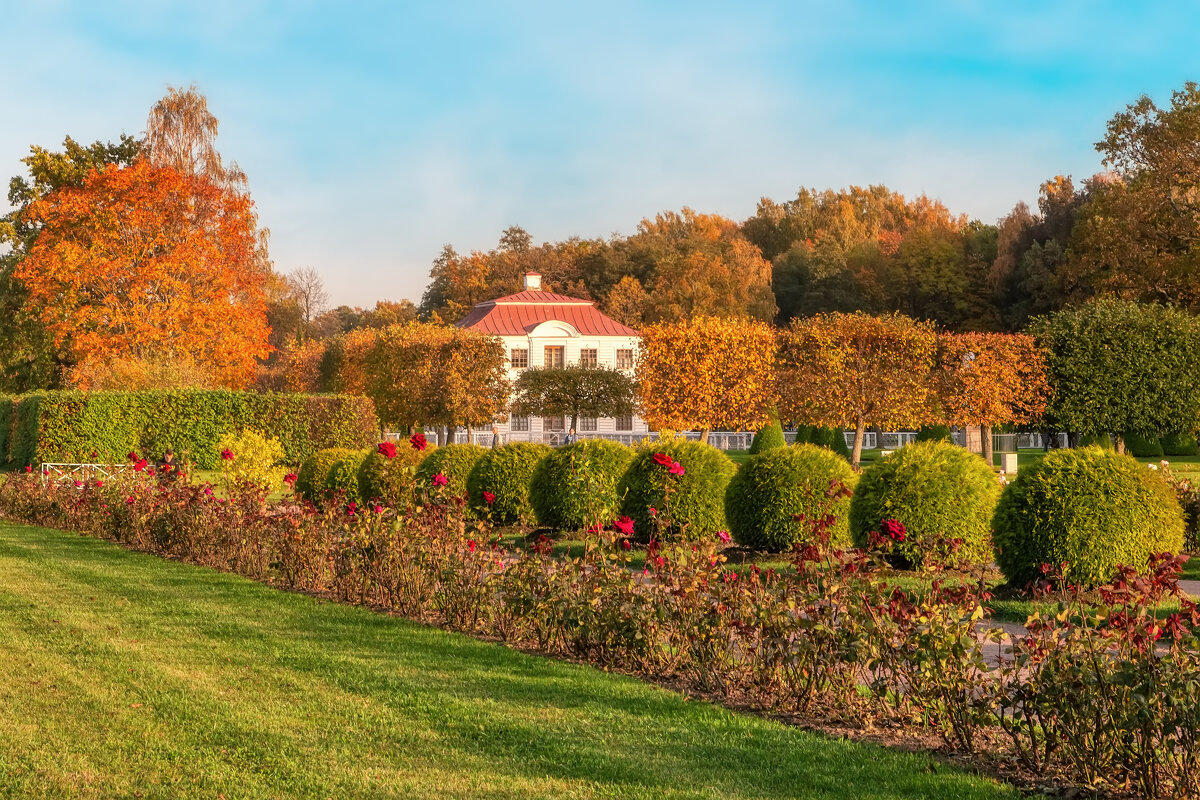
[[852, 418, 866, 467], [699, 428, 710, 444], [571, 411, 579, 432], [1115, 433, 1126, 454], [437, 426, 447, 447], [982, 424, 994, 467]]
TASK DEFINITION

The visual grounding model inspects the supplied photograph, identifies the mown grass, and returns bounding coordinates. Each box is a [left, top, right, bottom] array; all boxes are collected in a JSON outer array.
[[0, 521, 1016, 799]]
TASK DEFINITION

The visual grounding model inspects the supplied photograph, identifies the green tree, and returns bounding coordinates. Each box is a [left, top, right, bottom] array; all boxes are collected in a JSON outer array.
[[510, 366, 635, 431], [1031, 298, 1200, 452], [1067, 83, 1200, 308]]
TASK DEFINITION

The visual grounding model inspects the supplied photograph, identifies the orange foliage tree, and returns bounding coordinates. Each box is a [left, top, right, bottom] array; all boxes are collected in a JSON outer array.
[[364, 323, 510, 439], [636, 316, 778, 441], [777, 312, 937, 465], [934, 332, 1050, 462], [14, 160, 269, 387]]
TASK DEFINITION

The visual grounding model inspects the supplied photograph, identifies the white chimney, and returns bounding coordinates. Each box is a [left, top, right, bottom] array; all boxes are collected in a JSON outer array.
[[523, 272, 542, 291]]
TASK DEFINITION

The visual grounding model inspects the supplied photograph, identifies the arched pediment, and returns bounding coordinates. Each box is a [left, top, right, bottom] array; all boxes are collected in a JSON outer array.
[[528, 320, 580, 338]]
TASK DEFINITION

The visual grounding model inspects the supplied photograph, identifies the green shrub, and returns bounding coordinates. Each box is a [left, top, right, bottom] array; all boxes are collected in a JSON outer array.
[[1078, 432, 1114, 449], [357, 442, 429, 508], [915, 425, 953, 443], [529, 439, 636, 530], [797, 425, 851, 459], [849, 441, 1000, 569], [0, 390, 377, 469], [992, 447, 1185, 587], [1124, 433, 1164, 458], [324, 450, 371, 505], [748, 420, 785, 455], [726, 444, 858, 551], [1161, 433, 1199, 457], [296, 447, 356, 504], [466, 443, 552, 524], [216, 429, 288, 492], [0, 395, 14, 465], [617, 439, 736, 541], [415, 444, 487, 499]]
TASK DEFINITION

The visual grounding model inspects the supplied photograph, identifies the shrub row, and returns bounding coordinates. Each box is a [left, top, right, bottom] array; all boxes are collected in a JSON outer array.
[[293, 435, 1186, 588], [0, 390, 379, 469], [1, 474, 1195, 798]]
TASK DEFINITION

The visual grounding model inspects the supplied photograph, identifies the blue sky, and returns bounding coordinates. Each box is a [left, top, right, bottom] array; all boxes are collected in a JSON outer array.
[[3, 2, 1197, 306]]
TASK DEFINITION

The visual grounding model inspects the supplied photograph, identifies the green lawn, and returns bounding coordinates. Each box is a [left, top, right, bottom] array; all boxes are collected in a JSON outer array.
[[0, 522, 1015, 799]]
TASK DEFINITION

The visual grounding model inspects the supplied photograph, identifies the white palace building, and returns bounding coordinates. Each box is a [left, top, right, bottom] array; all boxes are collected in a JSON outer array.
[[455, 272, 653, 445]]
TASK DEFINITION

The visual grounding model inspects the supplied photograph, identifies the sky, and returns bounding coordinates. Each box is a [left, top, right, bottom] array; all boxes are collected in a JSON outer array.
[[3, 1, 1198, 307]]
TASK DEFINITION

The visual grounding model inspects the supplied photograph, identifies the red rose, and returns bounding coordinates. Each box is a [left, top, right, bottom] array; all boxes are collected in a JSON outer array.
[[614, 516, 635, 535], [432, 472, 448, 487], [377, 441, 398, 459], [283, 472, 298, 486], [651, 452, 673, 467], [220, 448, 234, 461], [668, 461, 685, 476], [483, 490, 496, 505], [410, 433, 428, 451]]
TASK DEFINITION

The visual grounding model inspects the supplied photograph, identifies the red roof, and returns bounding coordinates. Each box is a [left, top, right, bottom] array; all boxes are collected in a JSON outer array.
[[456, 291, 640, 337]]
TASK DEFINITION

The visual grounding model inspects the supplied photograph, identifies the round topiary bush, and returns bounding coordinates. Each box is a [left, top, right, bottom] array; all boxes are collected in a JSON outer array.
[[617, 439, 736, 541], [1162, 432, 1199, 457], [726, 444, 858, 551], [357, 442, 430, 508], [466, 442, 552, 524], [296, 447, 356, 504], [992, 447, 1185, 588], [415, 443, 487, 499], [915, 425, 953, 443], [849, 441, 1000, 569], [529, 439, 636, 530], [799, 425, 852, 460], [1078, 432, 1114, 449], [748, 419, 786, 455], [324, 449, 370, 505], [1124, 433, 1164, 458]]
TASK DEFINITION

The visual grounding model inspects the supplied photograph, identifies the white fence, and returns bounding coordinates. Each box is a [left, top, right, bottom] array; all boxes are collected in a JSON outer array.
[[40, 463, 135, 485]]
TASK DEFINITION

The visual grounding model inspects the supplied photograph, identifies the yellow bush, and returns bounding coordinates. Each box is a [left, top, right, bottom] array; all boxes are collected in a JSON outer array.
[[217, 429, 288, 492]]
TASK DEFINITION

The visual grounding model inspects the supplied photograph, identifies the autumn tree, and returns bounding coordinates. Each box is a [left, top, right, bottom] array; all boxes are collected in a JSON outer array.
[[629, 209, 777, 322], [1030, 299, 1200, 453], [933, 332, 1050, 463], [14, 160, 271, 387], [363, 323, 509, 439], [636, 316, 777, 442], [510, 366, 635, 431], [776, 312, 937, 465], [0, 135, 142, 390], [146, 84, 247, 191]]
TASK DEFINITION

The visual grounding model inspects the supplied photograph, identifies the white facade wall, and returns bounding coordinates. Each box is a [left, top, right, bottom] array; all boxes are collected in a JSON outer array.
[[463, 320, 652, 445]]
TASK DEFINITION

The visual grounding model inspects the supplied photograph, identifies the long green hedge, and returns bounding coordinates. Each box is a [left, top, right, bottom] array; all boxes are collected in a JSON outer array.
[[0, 391, 378, 469]]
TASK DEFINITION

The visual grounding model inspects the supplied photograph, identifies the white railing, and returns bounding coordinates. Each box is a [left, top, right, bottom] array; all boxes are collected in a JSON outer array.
[[40, 463, 135, 485]]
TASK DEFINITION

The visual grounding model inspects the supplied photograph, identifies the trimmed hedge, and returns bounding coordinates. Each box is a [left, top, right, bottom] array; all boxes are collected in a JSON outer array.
[[748, 420, 786, 455], [325, 450, 371, 505], [467, 443, 552, 524], [726, 444, 858, 551], [415, 444, 487, 499], [1161, 433, 1199, 457], [1124, 433, 1164, 458], [0, 390, 378, 469], [849, 441, 1000, 569], [992, 447, 1185, 588], [529, 439, 635, 530], [617, 439, 736, 541], [357, 444, 429, 509], [296, 447, 357, 504], [1078, 432, 1114, 450], [915, 425, 953, 443]]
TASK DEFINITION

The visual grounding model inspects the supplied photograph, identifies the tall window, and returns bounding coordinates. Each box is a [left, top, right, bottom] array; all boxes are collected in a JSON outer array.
[[615, 414, 633, 432], [580, 417, 597, 432], [579, 348, 598, 368], [510, 416, 530, 432], [544, 346, 565, 369], [544, 416, 566, 431], [510, 348, 529, 369], [616, 349, 634, 369]]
